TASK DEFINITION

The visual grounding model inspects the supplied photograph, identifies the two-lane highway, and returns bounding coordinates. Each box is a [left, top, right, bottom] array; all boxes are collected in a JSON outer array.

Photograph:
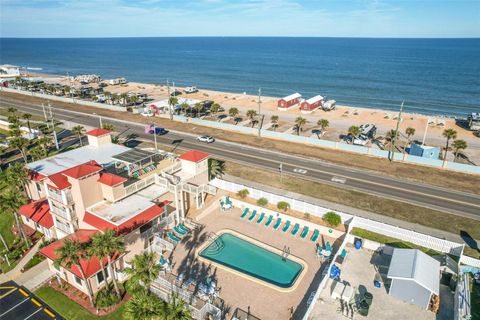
[[1, 94, 480, 220]]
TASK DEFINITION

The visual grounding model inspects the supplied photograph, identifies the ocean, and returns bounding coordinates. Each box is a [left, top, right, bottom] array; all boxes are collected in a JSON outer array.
[[0, 37, 478, 116]]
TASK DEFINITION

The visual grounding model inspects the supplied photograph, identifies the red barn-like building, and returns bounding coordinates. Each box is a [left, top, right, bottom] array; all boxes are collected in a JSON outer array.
[[277, 93, 302, 110], [300, 95, 324, 114]]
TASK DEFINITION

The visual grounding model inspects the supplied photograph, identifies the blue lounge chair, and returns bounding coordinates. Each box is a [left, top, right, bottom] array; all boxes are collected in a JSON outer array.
[[240, 208, 249, 218], [291, 223, 300, 236], [256, 213, 265, 224], [273, 218, 282, 230], [179, 224, 190, 233], [311, 229, 319, 242], [300, 226, 309, 239], [168, 232, 181, 242], [174, 225, 186, 236], [325, 241, 332, 252], [340, 249, 347, 259], [248, 210, 257, 221], [282, 221, 291, 232], [265, 215, 273, 227]]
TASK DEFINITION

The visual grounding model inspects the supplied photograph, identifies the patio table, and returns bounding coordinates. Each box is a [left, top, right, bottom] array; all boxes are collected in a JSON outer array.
[[342, 284, 354, 302], [331, 280, 345, 300]]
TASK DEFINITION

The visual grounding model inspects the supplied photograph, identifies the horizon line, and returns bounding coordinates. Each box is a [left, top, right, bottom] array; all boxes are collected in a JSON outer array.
[[1, 36, 479, 40]]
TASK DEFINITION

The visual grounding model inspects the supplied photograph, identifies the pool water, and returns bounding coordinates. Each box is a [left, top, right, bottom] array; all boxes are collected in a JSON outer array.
[[199, 233, 303, 288]]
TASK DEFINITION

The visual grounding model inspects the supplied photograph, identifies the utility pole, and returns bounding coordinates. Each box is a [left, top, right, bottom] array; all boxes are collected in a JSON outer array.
[[421, 119, 429, 145], [41, 103, 50, 129], [153, 123, 158, 150], [257, 88, 263, 137], [48, 102, 60, 151], [390, 101, 404, 162], [167, 79, 173, 120]]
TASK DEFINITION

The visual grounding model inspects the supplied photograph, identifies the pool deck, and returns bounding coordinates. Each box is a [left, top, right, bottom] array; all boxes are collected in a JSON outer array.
[[168, 206, 343, 320]]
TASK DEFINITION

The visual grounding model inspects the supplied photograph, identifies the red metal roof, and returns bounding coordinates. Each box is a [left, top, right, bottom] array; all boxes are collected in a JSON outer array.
[[62, 161, 102, 179], [178, 150, 209, 163], [19, 200, 54, 228], [47, 172, 71, 190], [85, 128, 111, 137], [97, 173, 127, 187], [83, 201, 170, 235], [39, 229, 119, 279]]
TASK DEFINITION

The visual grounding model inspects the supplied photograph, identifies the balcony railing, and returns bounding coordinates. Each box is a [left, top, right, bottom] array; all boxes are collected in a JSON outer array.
[[162, 161, 182, 175], [48, 190, 63, 203], [118, 175, 156, 201], [48, 189, 73, 205], [50, 205, 71, 220], [55, 221, 71, 234]]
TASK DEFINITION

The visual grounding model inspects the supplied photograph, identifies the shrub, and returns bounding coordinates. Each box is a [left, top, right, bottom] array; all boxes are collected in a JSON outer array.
[[277, 201, 290, 212], [39, 239, 54, 249], [304, 213, 311, 221], [237, 189, 249, 199], [23, 253, 45, 270], [95, 285, 120, 308], [256, 197, 268, 207], [322, 211, 342, 227]]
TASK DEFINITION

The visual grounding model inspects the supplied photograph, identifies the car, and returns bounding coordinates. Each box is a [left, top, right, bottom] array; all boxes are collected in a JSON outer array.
[[474, 130, 480, 138], [197, 135, 215, 143], [140, 111, 153, 117]]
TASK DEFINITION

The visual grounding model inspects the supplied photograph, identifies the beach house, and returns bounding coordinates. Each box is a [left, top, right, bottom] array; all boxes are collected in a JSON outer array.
[[277, 93, 302, 110], [18, 128, 216, 297], [300, 95, 324, 114]]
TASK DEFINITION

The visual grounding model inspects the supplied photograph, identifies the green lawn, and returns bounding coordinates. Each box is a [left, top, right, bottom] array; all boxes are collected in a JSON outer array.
[[351, 227, 441, 257], [23, 253, 45, 270], [35, 286, 126, 320]]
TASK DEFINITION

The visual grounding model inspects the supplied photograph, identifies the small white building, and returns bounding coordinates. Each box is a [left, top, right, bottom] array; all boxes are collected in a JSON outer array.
[[108, 78, 127, 85], [0, 64, 20, 78]]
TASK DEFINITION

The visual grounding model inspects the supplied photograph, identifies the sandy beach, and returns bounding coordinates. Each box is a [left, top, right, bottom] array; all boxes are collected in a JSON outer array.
[[37, 74, 480, 164]]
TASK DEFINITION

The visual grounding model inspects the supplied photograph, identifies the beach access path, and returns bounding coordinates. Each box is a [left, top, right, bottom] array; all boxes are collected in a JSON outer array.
[[1, 92, 479, 221]]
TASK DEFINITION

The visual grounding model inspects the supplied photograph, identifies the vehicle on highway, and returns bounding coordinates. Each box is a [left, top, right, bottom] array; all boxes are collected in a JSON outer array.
[[197, 135, 215, 143], [145, 124, 167, 135]]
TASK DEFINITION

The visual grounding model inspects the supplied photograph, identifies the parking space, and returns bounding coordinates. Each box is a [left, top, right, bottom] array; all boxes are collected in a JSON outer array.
[[0, 281, 62, 320]]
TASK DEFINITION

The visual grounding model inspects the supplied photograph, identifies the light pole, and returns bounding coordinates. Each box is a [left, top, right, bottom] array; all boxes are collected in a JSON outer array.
[[153, 123, 158, 150], [93, 113, 103, 128], [48, 102, 60, 151]]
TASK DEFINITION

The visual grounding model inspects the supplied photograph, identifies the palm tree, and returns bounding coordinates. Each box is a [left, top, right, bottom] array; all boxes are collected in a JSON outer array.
[[120, 93, 129, 108], [0, 190, 29, 248], [55, 239, 95, 307], [270, 115, 279, 131], [403, 127, 416, 153], [229, 107, 240, 124], [125, 252, 161, 293], [22, 113, 33, 133], [9, 136, 29, 163], [130, 95, 139, 106], [6, 162, 28, 193], [30, 146, 44, 161], [124, 290, 165, 320], [208, 159, 225, 180], [295, 117, 307, 135], [347, 126, 361, 144], [452, 139, 467, 162], [194, 103, 203, 117], [210, 103, 221, 116], [246, 109, 257, 127], [168, 97, 178, 120], [442, 129, 457, 165], [179, 102, 189, 116], [71, 125, 85, 146], [317, 119, 329, 138], [386, 129, 399, 157], [100, 229, 124, 299], [37, 136, 53, 157], [166, 293, 191, 320], [88, 235, 110, 295], [8, 107, 17, 114]]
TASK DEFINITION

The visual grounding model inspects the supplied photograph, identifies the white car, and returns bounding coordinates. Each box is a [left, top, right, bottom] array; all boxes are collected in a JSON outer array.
[[140, 111, 153, 117], [197, 135, 215, 143]]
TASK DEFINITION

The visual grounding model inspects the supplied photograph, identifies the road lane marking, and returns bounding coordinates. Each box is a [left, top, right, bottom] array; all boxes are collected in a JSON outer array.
[[0, 286, 17, 299], [43, 308, 56, 318], [19, 288, 29, 297], [0, 297, 29, 317], [31, 298, 42, 307], [24, 308, 43, 320]]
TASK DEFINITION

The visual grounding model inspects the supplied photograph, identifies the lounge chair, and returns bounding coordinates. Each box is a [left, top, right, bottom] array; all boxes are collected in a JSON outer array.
[[265, 215, 273, 227], [179, 224, 190, 233], [248, 210, 257, 221], [282, 221, 291, 232], [174, 225, 186, 236], [311, 229, 319, 242], [325, 241, 332, 252], [300, 226, 309, 239], [168, 232, 181, 242], [273, 218, 282, 230], [291, 223, 300, 236], [240, 208, 249, 218], [256, 213, 265, 224]]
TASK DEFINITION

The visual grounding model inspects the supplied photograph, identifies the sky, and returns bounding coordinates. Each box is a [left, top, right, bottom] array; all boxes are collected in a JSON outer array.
[[0, 0, 479, 38]]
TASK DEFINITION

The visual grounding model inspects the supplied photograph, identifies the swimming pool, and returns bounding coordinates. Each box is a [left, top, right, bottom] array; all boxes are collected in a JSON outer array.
[[199, 232, 304, 289]]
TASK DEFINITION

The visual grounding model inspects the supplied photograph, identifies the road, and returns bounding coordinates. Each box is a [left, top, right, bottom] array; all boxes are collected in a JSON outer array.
[[1, 95, 480, 220]]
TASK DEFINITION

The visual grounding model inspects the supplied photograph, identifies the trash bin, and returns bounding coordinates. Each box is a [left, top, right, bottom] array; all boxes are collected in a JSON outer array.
[[354, 238, 362, 250], [357, 300, 369, 317], [363, 292, 373, 306]]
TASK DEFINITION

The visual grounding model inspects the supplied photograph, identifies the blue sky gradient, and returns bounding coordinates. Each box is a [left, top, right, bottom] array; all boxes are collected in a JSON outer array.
[[1, 0, 479, 38]]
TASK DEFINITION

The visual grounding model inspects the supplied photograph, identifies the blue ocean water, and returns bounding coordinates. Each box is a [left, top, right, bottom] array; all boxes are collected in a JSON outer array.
[[0, 37, 478, 116]]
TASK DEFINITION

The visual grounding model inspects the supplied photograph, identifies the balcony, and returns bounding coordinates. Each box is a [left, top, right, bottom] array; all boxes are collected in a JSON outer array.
[[50, 204, 72, 221], [55, 220, 72, 234], [118, 175, 156, 201], [47, 189, 73, 205]]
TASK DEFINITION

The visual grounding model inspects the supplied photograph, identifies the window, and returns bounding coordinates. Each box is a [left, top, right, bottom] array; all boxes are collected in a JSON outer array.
[[96, 268, 110, 285], [74, 275, 83, 286], [36, 182, 42, 194]]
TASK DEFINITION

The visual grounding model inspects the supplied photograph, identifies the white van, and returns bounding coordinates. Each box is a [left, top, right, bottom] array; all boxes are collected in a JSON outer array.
[[184, 86, 198, 94]]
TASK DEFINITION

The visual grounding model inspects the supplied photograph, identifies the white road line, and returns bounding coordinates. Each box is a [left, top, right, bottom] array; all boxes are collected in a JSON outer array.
[[0, 297, 30, 317], [23, 307, 43, 320]]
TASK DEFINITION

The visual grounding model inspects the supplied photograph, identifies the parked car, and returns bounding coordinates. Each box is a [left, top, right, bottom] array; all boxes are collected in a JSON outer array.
[[197, 135, 215, 143], [140, 111, 154, 117], [184, 86, 198, 94]]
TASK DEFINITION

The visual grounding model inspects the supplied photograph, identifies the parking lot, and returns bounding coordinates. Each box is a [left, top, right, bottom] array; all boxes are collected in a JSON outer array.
[[0, 281, 62, 320]]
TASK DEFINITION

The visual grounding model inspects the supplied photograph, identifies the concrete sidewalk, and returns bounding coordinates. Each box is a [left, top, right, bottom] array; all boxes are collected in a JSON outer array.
[[0, 238, 43, 283], [16, 260, 53, 291]]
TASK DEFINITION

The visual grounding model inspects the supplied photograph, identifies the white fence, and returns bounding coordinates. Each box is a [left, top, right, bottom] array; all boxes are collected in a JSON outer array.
[[210, 178, 354, 223], [459, 255, 480, 268]]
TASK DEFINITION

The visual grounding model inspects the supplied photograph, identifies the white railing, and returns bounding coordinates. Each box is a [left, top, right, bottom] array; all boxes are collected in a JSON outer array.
[[162, 161, 182, 175], [459, 255, 480, 268], [120, 175, 156, 200], [454, 273, 471, 320], [47, 190, 64, 203], [50, 205, 71, 220], [182, 183, 199, 194], [200, 184, 217, 195], [55, 221, 71, 234]]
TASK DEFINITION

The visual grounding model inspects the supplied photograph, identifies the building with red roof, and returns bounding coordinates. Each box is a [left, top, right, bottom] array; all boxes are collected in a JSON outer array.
[[19, 200, 56, 239]]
